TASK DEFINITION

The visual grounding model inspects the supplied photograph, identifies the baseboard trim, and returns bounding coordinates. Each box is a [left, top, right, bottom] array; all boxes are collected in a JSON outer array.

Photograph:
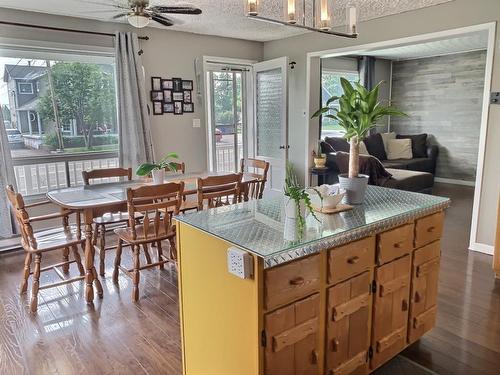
[[469, 242, 494, 255], [435, 177, 475, 187]]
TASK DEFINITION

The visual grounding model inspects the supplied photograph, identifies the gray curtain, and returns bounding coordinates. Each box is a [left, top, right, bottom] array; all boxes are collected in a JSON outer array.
[[359, 56, 376, 90], [0, 109, 17, 238], [115, 31, 153, 171]]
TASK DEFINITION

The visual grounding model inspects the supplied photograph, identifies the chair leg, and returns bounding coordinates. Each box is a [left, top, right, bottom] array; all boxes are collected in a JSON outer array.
[[168, 238, 177, 261], [62, 247, 70, 273], [132, 245, 140, 302], [157, 241, 164, 269], [113, 239, 123, 284], [30, 253, 42, 313], [142, 244, 152, 264], [99, 224, 106, 277], [71, 245, 85, 276], [20, 253, 32, 295], [93, 223, 99, 246]]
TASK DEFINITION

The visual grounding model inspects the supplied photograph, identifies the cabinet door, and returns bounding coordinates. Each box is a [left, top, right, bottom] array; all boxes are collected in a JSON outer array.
[[264, 294, 320, 375], [408, 241, 440, 344], [371, 255, 411, 370], [326, 272, 371, 375]]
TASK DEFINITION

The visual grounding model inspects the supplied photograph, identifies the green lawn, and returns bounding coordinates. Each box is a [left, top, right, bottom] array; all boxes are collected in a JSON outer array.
[[63, 144, 118, 154]]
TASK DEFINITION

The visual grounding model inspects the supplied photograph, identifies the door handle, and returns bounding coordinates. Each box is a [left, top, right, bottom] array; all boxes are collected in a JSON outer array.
[[279, 145, 290, 149]]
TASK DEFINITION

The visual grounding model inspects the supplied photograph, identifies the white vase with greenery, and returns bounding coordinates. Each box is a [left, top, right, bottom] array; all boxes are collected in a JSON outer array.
[[136, 152, 180, 185]]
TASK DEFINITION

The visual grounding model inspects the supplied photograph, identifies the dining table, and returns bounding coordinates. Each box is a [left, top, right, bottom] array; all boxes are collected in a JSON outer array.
[[46, 171, 260, 303]]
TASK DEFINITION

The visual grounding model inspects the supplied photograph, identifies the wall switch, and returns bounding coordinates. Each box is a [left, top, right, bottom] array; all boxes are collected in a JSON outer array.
[[193, 118, 201, 128], [491, 92, 500, 105], [227, 247, 254, 279]]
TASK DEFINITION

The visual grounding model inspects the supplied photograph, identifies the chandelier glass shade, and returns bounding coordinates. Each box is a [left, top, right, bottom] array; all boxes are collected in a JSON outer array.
[[127, 14, 150, 28]]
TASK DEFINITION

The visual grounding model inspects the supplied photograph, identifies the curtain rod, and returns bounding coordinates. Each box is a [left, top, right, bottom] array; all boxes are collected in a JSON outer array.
[[0, 20, 149, 40]]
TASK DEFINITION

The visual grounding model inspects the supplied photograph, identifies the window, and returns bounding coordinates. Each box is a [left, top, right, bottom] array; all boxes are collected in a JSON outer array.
[[320, 70, 359, 139], [18, 82, 33, 94]]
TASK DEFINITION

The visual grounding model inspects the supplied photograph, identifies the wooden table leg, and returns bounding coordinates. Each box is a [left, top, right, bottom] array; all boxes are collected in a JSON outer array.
[[83, 208, 103, 303]]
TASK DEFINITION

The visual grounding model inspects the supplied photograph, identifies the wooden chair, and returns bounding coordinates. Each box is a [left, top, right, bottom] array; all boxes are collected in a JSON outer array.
[[5, 185, 86, 313], [240, 158, 270, 200], [82, 167, 141, 277], [165, 161, 198, 213], [113, 182, 184, 302], [197, 173, 243, 210], [168, 162, 185, 174]]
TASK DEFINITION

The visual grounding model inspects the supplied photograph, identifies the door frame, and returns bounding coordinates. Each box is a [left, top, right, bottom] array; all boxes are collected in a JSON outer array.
[[305, 22, 496, 255]]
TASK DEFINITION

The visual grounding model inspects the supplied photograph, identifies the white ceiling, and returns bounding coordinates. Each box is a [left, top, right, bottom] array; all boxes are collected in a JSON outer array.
[[0, 0, 454, 42], [360, 31, 488, 60]]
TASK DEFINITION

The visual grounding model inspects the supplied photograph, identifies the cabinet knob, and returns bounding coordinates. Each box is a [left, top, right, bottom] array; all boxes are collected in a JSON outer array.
[[347, 256, 360, 264], [402, 299, 409, 311], [331, 338, 340, 352], [427, 226, 436, 233], [311, 349, 319, 364], [289, 277, 305, 286], [415, 291, 422, 303]]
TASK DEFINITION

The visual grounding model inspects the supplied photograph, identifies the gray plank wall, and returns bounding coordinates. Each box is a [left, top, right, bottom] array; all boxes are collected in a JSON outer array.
[[390, 50, 486, 182]]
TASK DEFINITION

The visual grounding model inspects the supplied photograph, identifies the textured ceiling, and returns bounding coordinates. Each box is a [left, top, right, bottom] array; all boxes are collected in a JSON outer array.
[[0, 0, 454, 42], [358, 31, 488, 60]]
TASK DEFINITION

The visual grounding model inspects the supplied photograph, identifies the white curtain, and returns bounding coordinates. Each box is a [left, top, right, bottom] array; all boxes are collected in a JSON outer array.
[[115, 32, 153, 172], [0, 109, 17, 238]]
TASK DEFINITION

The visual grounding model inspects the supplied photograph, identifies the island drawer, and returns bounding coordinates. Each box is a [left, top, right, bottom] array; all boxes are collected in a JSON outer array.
[[328, 236, 375, 285], [415, 212, 444, 248], [377, 223, 414, 265], [264, 254, 320, 311]]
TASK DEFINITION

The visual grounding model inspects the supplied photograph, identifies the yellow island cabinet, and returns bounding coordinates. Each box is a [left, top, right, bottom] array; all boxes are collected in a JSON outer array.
[[175, 186, 450, 375]]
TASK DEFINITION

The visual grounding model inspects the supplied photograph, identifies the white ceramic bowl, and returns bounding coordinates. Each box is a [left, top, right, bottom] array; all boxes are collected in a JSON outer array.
[[306, 185, 346, 209]]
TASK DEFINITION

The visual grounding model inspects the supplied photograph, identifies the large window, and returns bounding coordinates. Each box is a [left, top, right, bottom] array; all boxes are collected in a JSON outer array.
[[320, 70, 359, 139]]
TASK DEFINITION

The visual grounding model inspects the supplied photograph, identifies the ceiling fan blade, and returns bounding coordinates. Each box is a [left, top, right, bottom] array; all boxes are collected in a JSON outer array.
[[149, 6, 202, 15], [151, 14, 175, 27], [112, 12, 130, 19]]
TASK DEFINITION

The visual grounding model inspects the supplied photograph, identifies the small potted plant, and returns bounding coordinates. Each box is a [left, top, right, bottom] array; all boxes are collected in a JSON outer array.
[[312, 79, 406, 204], [136, 152, 180, 184], [312, 140, 327, 169]]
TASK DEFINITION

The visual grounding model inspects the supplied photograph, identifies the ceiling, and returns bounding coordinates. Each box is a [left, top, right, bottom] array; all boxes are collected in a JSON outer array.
[[0, 0, 454, 42], [359, 31, 488, 60]]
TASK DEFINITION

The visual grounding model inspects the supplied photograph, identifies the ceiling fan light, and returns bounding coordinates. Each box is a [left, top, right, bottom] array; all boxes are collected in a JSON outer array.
[[128, 14, 150, 28]]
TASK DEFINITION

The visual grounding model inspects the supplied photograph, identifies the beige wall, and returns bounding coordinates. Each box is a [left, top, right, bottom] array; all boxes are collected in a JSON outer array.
[[0, 7, 263, 173], [263, 0, 500, 248]]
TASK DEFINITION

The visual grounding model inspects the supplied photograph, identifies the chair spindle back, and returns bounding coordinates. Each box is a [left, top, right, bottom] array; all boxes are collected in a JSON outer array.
[[240, 158, 269, 199], [197, 173, 242, 210]]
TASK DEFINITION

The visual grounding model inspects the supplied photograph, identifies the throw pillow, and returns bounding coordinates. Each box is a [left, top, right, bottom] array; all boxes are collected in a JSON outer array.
[[380, 132, 396, 154], [324, 136, 350, 152], [397, 134, 428, 158], [386, 139, 413, 160], [359, 141, 369, 155], [363, 133, 387, 160]]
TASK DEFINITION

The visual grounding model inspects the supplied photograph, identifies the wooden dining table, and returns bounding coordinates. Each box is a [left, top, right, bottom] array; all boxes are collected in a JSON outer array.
[[46, 171, 259, 304]]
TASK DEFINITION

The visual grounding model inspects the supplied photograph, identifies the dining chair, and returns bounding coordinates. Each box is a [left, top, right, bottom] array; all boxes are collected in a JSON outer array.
[[113, 182, 184, 302], [82, 167, 142, 277], [168, 162, 185, 174], [197, 173, 243, 210], [5, 185, 86, 313], [165, 161, 198, 213], [240, 158, 270, 200]]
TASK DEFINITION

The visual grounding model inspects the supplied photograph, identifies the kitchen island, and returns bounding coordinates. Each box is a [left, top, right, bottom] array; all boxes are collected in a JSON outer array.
[[175, 186, 450, 375]]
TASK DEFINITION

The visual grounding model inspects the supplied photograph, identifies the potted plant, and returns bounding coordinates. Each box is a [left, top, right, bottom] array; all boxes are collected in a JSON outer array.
[[312, 140, 327, 169], [136, 152, 180, 184], [312, 79, 406, 204]]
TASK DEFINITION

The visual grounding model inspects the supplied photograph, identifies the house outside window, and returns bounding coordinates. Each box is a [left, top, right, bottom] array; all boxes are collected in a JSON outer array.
[[18, 82, 33, 94]]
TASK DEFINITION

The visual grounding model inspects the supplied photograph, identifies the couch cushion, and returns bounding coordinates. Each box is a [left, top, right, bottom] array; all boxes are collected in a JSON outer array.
[[364, 133, 387, 161], [383, 168, 434, 192], [324, 136, 349, 152], [387, 139, 413, 160], [397, 134, 428, 158]]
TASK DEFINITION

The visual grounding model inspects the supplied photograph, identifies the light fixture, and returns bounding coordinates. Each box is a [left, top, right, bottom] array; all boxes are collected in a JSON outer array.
[[246, 0, 358, 38], [127, 13, 150, 28]]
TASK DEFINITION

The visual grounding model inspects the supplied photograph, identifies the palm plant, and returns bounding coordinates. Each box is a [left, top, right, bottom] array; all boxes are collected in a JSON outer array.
[[312, 78, 406, 178]]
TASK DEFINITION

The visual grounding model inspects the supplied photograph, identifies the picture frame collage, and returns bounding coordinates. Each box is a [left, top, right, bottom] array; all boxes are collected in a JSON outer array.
[[151, 77, 194, 115]]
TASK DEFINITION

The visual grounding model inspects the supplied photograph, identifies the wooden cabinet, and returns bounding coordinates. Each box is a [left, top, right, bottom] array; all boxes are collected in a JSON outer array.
[[264, 294, 320, 375], [328, 237, 375, 285], [408, 241, 440, 344], [326, 271, 372, 375], [415, 212, 444, 248], [370, 255, 411, 370], [376, 223, 414, 265]]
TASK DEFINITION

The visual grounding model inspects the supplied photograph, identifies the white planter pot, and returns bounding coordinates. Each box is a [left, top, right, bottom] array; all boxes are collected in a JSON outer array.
[[284, 196, 305, 220], [151, 169, 165, 185]]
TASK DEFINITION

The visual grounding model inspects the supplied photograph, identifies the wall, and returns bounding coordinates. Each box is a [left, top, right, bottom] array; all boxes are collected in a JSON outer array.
[[374, 59, 392, 132], [263, 0, 500, 248], [0, 8, 263, 173], [390, 51, 487, 182]]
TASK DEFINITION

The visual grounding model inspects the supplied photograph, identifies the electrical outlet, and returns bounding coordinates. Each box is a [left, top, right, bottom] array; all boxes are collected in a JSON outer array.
[[192, 118, 201, 128], [227, 247, 254, 279]]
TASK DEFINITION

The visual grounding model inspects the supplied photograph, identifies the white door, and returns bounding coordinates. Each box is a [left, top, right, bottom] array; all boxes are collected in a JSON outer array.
[[253, 57, 289, 193]]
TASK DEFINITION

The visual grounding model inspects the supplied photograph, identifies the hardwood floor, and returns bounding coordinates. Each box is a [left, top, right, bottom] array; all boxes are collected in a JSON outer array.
[[0, 183, 499, 375]]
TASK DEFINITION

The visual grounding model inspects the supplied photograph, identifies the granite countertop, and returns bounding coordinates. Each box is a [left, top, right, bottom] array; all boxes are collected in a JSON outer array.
[[176, 186, 451, 268]]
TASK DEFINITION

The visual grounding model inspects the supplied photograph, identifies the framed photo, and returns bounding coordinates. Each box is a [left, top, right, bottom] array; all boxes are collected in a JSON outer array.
[[151, 90, 163, 101], [151, 77, 162, 91], [163, 90, 172, 103], [172, 91, 184, 101], [183, 90, 192, 103], [172, 78, 183, 92], [153, 101, 163, 115], [183, 103, 194, 113], [163, 103, 174, 113], [182, 80, 193, 90], [162, 79, 173, 90], [174, 101, 183, 115]]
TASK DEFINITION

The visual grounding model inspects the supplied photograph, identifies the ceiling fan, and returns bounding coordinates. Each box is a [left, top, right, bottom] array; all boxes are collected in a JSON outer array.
[[106, 1, 202, 29]]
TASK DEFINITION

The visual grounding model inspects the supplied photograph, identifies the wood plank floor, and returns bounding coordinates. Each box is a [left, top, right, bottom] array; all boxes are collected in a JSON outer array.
[[0, 183, 499, 374]]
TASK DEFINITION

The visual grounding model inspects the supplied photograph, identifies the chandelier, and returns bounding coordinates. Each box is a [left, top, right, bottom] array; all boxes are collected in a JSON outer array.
[[245, 0, 358, 38]]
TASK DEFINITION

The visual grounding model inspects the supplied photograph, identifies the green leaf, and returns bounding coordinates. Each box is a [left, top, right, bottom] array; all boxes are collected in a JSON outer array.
[[325, 96, 341, 106], [311, 107, 331, 119], [136, 163, 159, 176]]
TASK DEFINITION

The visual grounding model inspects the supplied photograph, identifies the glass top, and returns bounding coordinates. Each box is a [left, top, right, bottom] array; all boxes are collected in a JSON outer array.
[[176, 186, 450, 268]]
